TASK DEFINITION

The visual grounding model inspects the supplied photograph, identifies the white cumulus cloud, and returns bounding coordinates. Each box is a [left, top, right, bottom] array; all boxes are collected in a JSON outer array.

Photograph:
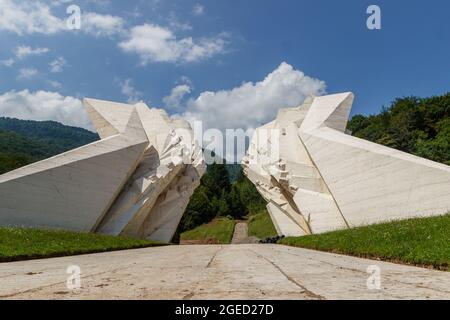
[[0, 0, 65, 35], [119, 23, 227, 64], [163, 84, 191, 111], [0, 0, 124, 37], [0, 58, 15, 67], [0, 90, 92, 130], [48, 80, 62, 88], [176, 62, 326, 132], [17, 68, 38, 80], [82, 12, 125, 37], [15, 45, 49, 59], [117, 78, 142, 104], [49, 57, 67, 73]]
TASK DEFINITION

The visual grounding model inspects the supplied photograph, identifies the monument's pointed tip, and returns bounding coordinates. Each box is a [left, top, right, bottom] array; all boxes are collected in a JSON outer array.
[[342, 92, 354, 98], [83, 97, 126, 108], [300, 92, 355, 133], [322, 91, 354, 100], [82, 97, 94, 108], [83, 97, 101, 104], [341, 92, 355, 102], [83, 98, 135, 139]]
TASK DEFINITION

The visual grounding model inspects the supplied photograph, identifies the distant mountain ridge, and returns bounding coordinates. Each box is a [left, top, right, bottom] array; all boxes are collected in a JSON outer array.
[[0, 117, 98, 174], [0, 117, 98, 153]]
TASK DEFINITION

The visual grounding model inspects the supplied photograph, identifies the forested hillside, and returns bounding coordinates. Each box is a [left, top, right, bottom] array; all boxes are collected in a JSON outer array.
[[0, 117, 98, 174], [347, 93, 450, 165], [0, 117, 98, 154]]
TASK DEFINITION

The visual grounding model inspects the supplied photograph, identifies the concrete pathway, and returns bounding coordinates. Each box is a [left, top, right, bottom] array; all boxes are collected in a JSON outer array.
[[0, 245, 449, 300], [231, 222, 248, 244], [231, 222, 259, 244]]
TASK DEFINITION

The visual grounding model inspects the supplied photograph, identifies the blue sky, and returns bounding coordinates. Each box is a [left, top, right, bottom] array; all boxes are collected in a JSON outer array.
[[0, 0, 449, 131]]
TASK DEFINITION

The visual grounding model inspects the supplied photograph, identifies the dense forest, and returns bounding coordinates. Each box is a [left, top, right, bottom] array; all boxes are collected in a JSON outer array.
[[0, 117, 98, 174], [175, 162, 266, 239], [347, 93, 450, 165]]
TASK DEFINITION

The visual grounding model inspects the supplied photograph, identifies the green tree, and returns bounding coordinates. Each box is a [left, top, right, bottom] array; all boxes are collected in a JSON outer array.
[[176, 161, 234, 237], [414, 118, 450, 165], [211, 196, 230, 217], [234, 175, 266, 215], [202, 162, 231, 197], [227, 185, 248, 218], [177, 186, 213, 233], [347, 92, 450, 165]]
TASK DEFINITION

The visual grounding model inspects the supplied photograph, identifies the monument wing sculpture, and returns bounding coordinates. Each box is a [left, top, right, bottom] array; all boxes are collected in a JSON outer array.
[[243, 92, 450, 236], [0, 99, 206, 243]]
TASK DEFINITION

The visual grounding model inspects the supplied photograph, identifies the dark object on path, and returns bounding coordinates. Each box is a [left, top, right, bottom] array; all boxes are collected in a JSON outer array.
[[259, 235, 285, 244]]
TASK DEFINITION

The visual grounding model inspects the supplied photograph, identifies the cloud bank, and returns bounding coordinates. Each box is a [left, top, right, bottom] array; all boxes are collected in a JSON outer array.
[[176, 62, 326, 132], [0, 0, 64, 35], [163, 84, 192, 111], [119, 24, 227, 64], [0, 0, 125, 37], [0, 90, 92, 130], [0, 1, 227, 65], [15, 45, 49, 59]]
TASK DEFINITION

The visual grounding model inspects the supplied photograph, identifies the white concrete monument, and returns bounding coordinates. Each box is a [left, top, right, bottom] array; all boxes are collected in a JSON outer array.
[[0, 99, 206, 242], [243, 92, 450, 237]]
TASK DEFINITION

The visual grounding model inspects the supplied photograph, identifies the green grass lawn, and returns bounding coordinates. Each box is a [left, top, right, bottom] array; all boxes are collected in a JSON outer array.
[[0, 227, 164, 263], [279, 214, 450, 271], [248, 211, 278, 239], [180, 218, 236, 244]]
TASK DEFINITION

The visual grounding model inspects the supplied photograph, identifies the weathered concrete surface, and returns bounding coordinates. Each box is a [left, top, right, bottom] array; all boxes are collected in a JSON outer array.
[[0, 245, 449, 300]]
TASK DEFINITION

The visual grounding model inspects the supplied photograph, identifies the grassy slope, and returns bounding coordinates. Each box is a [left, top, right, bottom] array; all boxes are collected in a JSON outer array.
[[248, 211, 278, 239], [279, 214, 450, 270], [180, 218, 236, 244], [0, 228, 163, 263]]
